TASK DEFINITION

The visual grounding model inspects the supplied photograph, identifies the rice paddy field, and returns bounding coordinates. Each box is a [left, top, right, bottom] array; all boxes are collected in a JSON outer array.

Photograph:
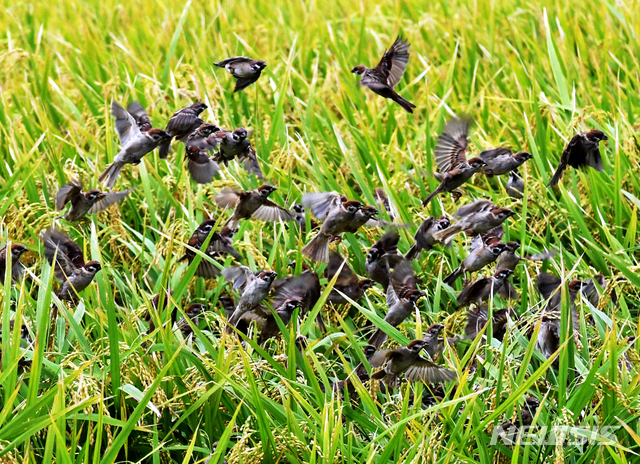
[[1, 0, 640, 462]]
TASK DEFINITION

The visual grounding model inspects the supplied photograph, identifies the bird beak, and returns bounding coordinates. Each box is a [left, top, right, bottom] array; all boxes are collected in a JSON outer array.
[[351, 67, 359, 73]]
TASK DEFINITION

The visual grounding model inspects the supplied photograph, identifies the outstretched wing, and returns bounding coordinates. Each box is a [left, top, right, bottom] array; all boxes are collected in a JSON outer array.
[[56, 179, 83, 211], [89, 189, 133, 214], [111, 101, 141, 147], [434, 116, 473, 173], [374, 36, 410, 88]]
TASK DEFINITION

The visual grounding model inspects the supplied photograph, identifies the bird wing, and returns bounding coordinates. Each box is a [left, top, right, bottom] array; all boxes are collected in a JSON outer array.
[[56, 179, 83, 211], [41, 230, 84, 281], [327, 252, 358, 287], [222, 265, 256, 292], [127, 101, 152, 129], [390, 259, 418, 291], [237, 143, 265, 179], [434, 116, 473, 172], [234, 75, 261, 93], [89, 189, 133, 214], [214, 56, 254, 67], [373, 36, 410, 88], [187, 154, 220, 184], [454, 200, 494, 218], [478, 147, 513, 162], [302, 191, 343, 220], [536, 272, 562, 301], [214, 189, 241, 209], [111, 101, 140, 147], [405, 356, 458, 383], [252, 200, 295, 222], [165, 110, 203, 136], [369, 349, 392, 368]]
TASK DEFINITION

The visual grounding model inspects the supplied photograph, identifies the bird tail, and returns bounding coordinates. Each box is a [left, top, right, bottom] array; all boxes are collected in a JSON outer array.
[[302, 233, 331, 262], [391, 93, 416, 114], [368, 328, 388, 349], [98, 161, 124, 190], [433, 224, 462, 242], [443, 267, 463, 287], [158, 141, 172, 159], [422, 185, 441, 207], [404, 243, 421, 261], [547, 164, 566, 187]]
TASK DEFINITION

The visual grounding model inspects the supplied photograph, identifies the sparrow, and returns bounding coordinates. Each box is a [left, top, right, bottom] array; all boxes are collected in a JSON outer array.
[[404, 216, 450, 261], [212, 127, 264, 178], [126, 101, 153, 132], [340, 205, 381, 234], [478, 147, 533, 177], [422, 116, 487, 206], [290, 204, 319, 234], [352, 36, 416, 113], [0, 243, 28, 283], [213, 56, 267, 92], [325, 251, 374, 305], [365, 230, 402, 289], [215, 184, 294, 230], [505, 169, 525, 199], [41, 229, 101, 302], [368, 260, 424, 349], [496, 242, 556, 299], [0, 321, 32, 369], [244, 298, 303, 345], [145, 289, 175, 334], [99, 101, 171, 189], [185, 145, 221, 184], [443, 237, 507, 286], [422, 323, 461, 360], [374, 188, 394, 220], [535, 316, 561, 360], [433, 200, 515, 242], [465, 305, 509, 341], [176, 303, 207, 337], [272, 265, 324, 331], [56, 178, 133, 221], [184, 123, 221, 152], [157, 101, 208, 159], [179, 219, 241, 278], [223, 266, 277, 333], [537, 273, 583, 330], [302, 197, 364, 262], [456, 269, 513, 307], [547, 129, 607, 187], [498, 396, 540, 443], [370, 339, 458, 388]]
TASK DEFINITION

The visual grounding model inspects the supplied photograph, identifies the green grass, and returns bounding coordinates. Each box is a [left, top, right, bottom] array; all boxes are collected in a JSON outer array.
[[1, 0, 639, 462]]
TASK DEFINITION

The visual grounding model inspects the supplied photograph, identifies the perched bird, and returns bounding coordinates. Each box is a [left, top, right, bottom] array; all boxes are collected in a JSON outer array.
[[56, 178, 132, 221], [465, 305, 510, 341], [243, 298, 303, 345], [179, 219, 241, 278], [176, 303, 207, 337], [290, 204, 319, 234], [498, 397, 540, 444], [478, 148, 533, 177], [0, 243, 28, 283], [325, 252, 374, 305], [127, 101, 153, 132], [145, 289, 175, 334], [100, 101, 170, 189], [547, 130, 607, 187], [215, 184, 294, 230], [370, 339, 457, 388], [422, 323, 460, 360], [433, 200, 515, 242], [535, 316, 561, 360], [422, 116, 487, 207], [443, 237, 506, 286], [302, 193, 364, 262], [404, 216, 450, 261], [272, 265, 324, 331], [340, 205, 381, 234], [212, 127, 264, 178], [505, 169, 525, 199], [41, 229, 101, 302], [185, 145, 221, 184], [352, 37, 415, 113], [223, 266, 277, 332], [368, 260, 424, 349], [214, 56, 267, 92], [365, 230, 402, 289], [456, 269, 513, 307], [157, 101, 208, 159]]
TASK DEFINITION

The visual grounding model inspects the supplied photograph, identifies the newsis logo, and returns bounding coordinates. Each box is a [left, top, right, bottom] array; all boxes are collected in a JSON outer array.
[[490, 425, 621, 446]]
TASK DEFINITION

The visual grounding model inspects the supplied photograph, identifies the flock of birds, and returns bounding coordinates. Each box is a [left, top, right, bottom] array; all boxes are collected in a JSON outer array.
[[0, 35, 630, 452]]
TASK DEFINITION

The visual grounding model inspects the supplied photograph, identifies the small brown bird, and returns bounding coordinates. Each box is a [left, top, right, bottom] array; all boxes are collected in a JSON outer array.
[[325, 252, 374, 305], [56, 179, 132, 221], [443, 237, 506, 286], [0, 243, 28, 283], [212, 128, 264, 178], [214, 56, 267, 92], [547, 130, 607, 187], [465, 305, 510, 341], [158, 101, 208, 159], [352, 36, 416, 113], [498, 396, 540, 444], [404, 216, 450, 261], [215, 184, 294, 230], [422, 116, 487, 206], [374, 188, 394, 219], [223, 266, 277, 332], [456, 269, 513, 307], [340, 205, 380, 234], [433, 200, 515, 242], [370, 339, 457, 388], [179, 219, 241, 278], [247, 298, 303, 345], [41, 229, 101, 303], [368, 260, 424, 349], [505, 169, 525, 199], [185, 123, 221, 151], [302, 197, 364, 262], [537, 273, 583, 330], [478, 148, 533, 177], [365, 230, 402, 289], [127, 101, 153, 132], [422, 323, 461, 360], [185, 145, 221, 184], [272, 266, 324, 331], [145, 290, 175, 334], [176, 303, 207, 337]]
